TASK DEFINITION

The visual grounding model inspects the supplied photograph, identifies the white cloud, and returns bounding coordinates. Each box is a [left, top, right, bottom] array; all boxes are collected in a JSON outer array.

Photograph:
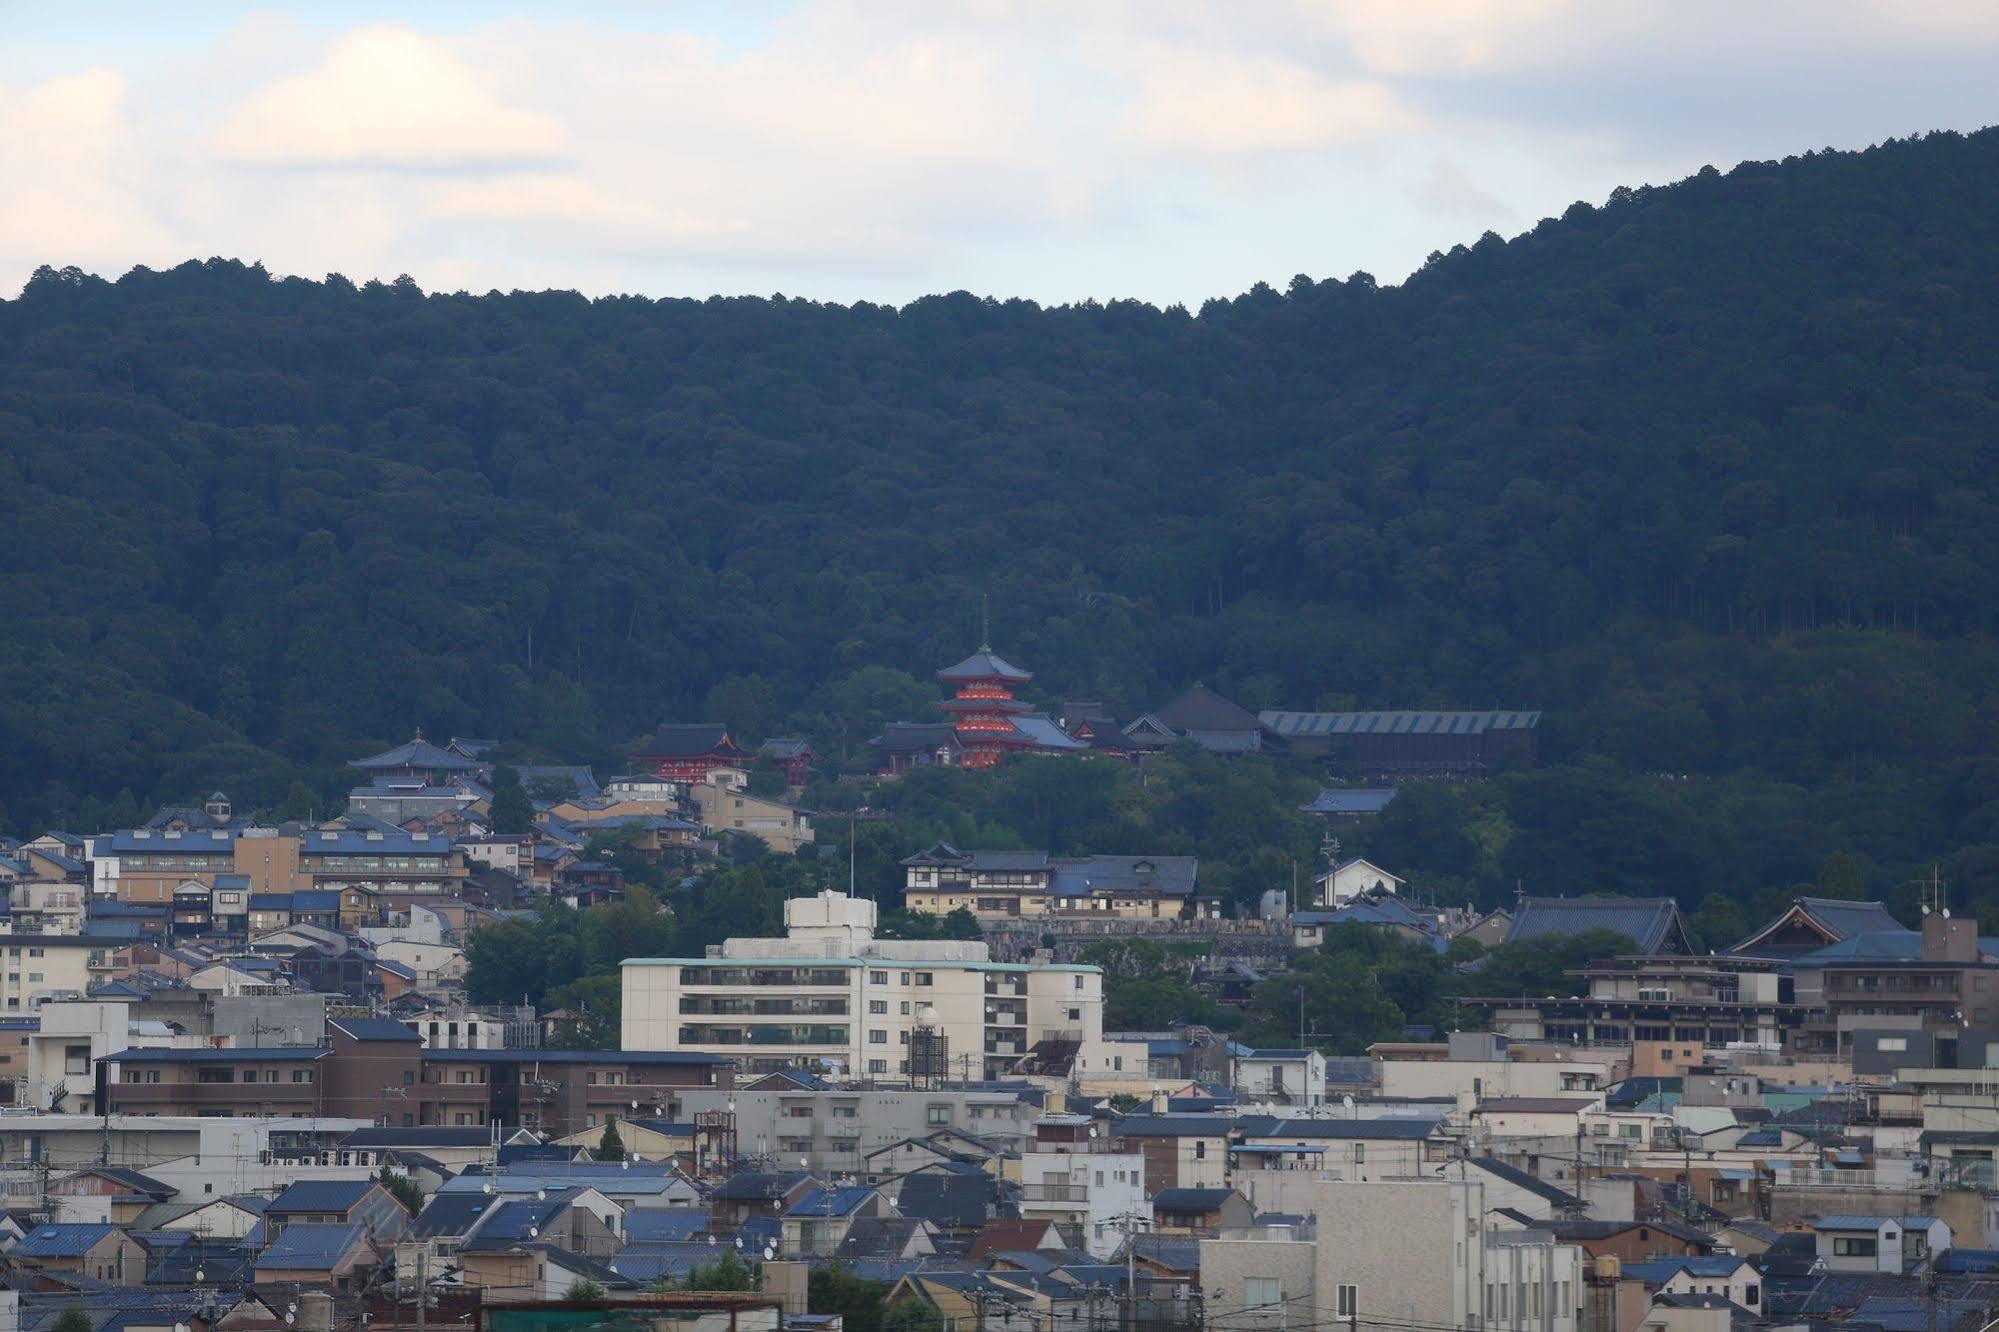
[[3, 3, 1998, 303], [0, 68, 176, 270], [213, 24, 567, 169]]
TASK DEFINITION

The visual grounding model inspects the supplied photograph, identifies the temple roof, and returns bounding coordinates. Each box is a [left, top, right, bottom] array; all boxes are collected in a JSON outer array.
[[351, 737, 481, 772], [938, 649, 1033, 683], [632, 723, 745, 759]]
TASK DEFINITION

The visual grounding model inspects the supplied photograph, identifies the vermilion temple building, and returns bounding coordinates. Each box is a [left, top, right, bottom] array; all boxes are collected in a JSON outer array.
[[630, 723, 748, 784]]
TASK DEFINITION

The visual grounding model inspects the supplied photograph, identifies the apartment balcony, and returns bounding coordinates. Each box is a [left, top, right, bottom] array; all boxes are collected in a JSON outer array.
[[679, 997, 850, 1017], [1019, 1183, 1090, 1203]]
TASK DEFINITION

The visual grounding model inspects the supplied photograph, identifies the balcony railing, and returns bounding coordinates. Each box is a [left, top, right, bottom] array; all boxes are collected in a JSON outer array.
[[1019, 1183, 1088, 1202]]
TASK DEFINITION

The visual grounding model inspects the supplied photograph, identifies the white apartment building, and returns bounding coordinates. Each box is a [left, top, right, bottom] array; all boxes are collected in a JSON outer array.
[[622, 891, 1108, 1079]]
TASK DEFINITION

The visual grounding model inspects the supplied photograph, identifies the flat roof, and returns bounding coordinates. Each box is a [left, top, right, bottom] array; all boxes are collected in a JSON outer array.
[[626, 957, 1103, 975]]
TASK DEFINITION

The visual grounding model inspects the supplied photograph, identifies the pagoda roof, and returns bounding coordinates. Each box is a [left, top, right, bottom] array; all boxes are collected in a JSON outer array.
[[351, 737, 482, 772], [939, 696, 1031, 714], [938, 649, 1033, 683], [632, 723, 745, 759]]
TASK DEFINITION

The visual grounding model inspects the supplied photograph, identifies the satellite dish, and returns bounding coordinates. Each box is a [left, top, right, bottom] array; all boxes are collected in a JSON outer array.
[[763, 1246, 775, 1261]]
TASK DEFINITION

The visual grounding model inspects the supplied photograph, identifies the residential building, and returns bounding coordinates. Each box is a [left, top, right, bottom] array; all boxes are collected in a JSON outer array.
[[1811, 1215, 1952, 1274], [1109, 1115, 1232, 1195], [1312, 858, 1405, 907], [622, 890, 1108, 1080], [90, 829, 241, 901], [900, 845, 1217, 922], [1229, 1046, 1327, 1107], [690, 783, 815, 854], [1464, 955, 1801, 1049]]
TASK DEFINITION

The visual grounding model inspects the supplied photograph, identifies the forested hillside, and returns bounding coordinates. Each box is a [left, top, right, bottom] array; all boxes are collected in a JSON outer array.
[[3, 128, 1998, 911]]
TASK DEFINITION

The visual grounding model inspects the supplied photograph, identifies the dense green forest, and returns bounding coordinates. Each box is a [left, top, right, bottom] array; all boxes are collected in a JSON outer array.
[[4, 128, 1999, 910]]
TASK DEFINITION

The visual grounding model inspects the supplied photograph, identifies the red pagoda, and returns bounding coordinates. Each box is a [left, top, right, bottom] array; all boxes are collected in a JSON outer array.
[[937, 646, 1037, 768]]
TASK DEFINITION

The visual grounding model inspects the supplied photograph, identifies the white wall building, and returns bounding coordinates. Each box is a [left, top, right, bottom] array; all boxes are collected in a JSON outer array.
[[1018, 1142, 1146, 1260], [623, 891, 1106, 1080], [1314, 858, 1405, 907]]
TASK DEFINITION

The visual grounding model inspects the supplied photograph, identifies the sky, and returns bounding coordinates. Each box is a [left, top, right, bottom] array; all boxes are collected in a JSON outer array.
[[3, 1, 1997, 307]]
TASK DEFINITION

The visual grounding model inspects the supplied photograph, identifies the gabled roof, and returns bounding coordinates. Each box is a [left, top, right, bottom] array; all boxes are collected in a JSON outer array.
[[631, 724, 743, 759], [713, 1171, 812, 1201], [255, 1221, 368, 1270], [1111, 1115, 1236, 1139], [351, 738, 480, 772], [411, 1193, 500, 1239], [60, 1166, 174, 1199], [1505, 896, 1690, 954], [1733, 897, 1907, 955], [1234, 1115, 1443, 1140], [968, 1218, 1062, 1260], [1260, 709, 1541, 737], [937, 650, 1033, 683], [268, 1179, 379, 1214], [514, 765, 601, 798], [896, 1173, 997, 1230], [622, 1209, 712, 1244]]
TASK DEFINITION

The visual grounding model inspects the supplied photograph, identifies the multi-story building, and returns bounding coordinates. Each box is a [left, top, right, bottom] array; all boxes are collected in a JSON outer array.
[[1015, 1113, 1147, 1260], [1463, 955, 1801, 1050], [89, 829, 241, 901], [900, 846, 1219, 922], [0, 935, 118, 1012], [103, 1021, 731, 1135], [1792, 911, 1999, 1059], [623, 890, 1110, 1079]]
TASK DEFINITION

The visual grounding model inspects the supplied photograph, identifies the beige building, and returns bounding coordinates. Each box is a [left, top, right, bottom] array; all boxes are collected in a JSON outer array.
[[691, 782, 814, 853], [623, 891, 1107, 1079], [0, 937, 102, 1013]]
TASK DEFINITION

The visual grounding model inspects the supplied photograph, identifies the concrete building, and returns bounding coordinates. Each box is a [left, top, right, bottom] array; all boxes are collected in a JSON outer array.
[[0, 1115, 373, 1202], [674, 1085, 1039, 1177], [691, 783, 814, 854], [1310, 1176, 1583, 1332], [623, 890, 1110, 1080], [899, 846, 1219, 922]]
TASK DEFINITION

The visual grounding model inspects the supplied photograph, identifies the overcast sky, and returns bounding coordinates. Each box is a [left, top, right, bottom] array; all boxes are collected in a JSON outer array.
[[4, 1, 1997, 306]]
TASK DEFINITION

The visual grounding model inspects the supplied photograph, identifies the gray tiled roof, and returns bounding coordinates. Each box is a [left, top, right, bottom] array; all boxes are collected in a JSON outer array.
[[1505, 896, 1687, 953]]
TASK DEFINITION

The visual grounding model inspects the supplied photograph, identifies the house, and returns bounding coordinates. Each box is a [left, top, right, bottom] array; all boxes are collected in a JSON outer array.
[[1230, 1115, 1451, 1181], [690, 783, 814, 854], [1469, 1095, 1601, 1139], [895, 1168, 1002, 1236], [131, 1194, 270, 1240], [1228, 1046, 1327, 1107], [1149, 1187, 1251, 1234], [460, 1243, 635, 1300], [1543, 1218, 1716, 1262], [1313, 858, 1406, 907], [48, 1166, 176, 1224], [833, 1216, 939, 1264], [459, 1194, 622, 1263], [711, 1172, 817, 1230], [967, 1217, 1067, 1261], [265, 1179, 410, 1245], [1618, 1256, 1763, 1313], [1453, 1157, 1584, 1220], [253, 1221, 378, 1289], [1109, 1114, 1233, 1194], [1291, 895, 1437, 949], [12, 1223, 146, 1283], [780, 1185, 898, 1257], [1811, 1215, 1952, 1275]]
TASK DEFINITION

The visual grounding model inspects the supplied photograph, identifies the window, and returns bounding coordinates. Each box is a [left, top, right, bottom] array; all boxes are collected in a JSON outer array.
[[1195, 1141, 1206, 1159], [1074, 976, 1085, 990], [1877, 1036, 1908, 1052], [1619, 1123, 1641, 1139], [870, 971, 888, 985], [1068, 1008, 1081, 1022], [64, 1045, 90, 1075], [1353, 1144, 1364, 1163], [26, 973, 43, 984], [1336, 1286, 1357, 1318], [900, 973, 911, 985], [869, 1001, 888, 1015], [1244, 1279, 1280, 1309], [900, 1002, 911, 1015], [1744, 1286, 1759, 1307], [870, 1030, 888, 1044], [868, 1059, 887, 1074], [1834, 1236, 1878, 1257], [915, 972, 933, 986], [927, 1105, 951, 1125]]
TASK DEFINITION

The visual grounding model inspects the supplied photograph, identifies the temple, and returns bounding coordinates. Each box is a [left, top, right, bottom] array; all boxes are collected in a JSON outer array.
[[630, 722, 747, 784], [870, 645, 1083, 772]]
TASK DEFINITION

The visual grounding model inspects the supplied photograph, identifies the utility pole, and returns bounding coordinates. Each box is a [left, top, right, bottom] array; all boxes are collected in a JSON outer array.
[[416, 1247, 427, 1332]]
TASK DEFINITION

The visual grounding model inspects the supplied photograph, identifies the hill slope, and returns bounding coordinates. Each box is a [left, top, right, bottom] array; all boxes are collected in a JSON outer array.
[[3, 128, 1998, 905]]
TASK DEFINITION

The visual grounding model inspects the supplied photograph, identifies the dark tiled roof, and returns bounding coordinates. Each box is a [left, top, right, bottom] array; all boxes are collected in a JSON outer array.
[[1466, 1157, 1583, 1208], [632, 724, 742, 758], [1260, 710, 1540, 736], [896, 1172, 997, 1230], [713, 1171, 812, 1201], [1302, 788, 1399, 815], [16, 1223, 119, 1257], [1151, 1188, 1237, 1211], [268, 1179, 377, 1213], [1505, 896, 1688, 953], [1150, 685, 1265, 733], [351, 739, 480, 771], [869, 723, 964, 753], [937, 650, 1033, 683], [255, 1221, 367, 1270], [330, 1015, 422, 1043]]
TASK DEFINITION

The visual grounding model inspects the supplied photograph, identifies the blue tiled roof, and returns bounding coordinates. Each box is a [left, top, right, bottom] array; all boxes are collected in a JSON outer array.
[[111, 1046, 327, 1063], [1621, 1256, 1752, 1284], [623, 1210, 712, 1244], [16, 1223, 119, 1257], [331, 1015, 422, 1042], [256, 1221, 366, 1270], [96, 830, 240, 854], [269, 1179, 377, 1213], [412, 1193, 499, 1239], [463, 1198, 568, 1248], [785, 1186, 876, 1218]]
